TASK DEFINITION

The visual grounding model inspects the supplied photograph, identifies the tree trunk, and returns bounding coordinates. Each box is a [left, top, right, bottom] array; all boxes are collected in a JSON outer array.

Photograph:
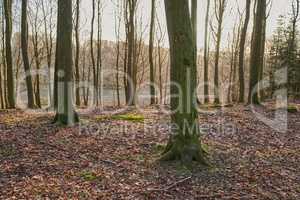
[[114, 1, 122, 107], [238, 0, 251, 103], [91, 0, 97, 106], [161, 0, 208, 165], [41, 0, 54, 108], [125, 0, 137, 106], [3, 0, 15, 108], [213, 0, 226, 105], [21, 0, 36, 109], [96, 0, 102, 107], [204, 0, 210, 104], [54, 0, 79, 125], [74, 0, 81, 106], [149, 0, 156, 105], [248, 0, 266, 104]]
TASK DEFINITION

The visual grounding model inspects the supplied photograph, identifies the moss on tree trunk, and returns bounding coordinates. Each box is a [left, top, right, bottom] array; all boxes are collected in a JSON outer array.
[[162, 0, 209, 166]]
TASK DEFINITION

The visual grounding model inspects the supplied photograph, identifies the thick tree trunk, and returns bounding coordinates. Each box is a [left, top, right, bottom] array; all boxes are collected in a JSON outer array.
[[248, 0, 266, 104], [238, 0, 251, 103], [3, 0, 15, 108], [21, 0, 36, 109], [54, 0, 79, 125], [161, 0, 208, 165], [149, 0, 156, 105]]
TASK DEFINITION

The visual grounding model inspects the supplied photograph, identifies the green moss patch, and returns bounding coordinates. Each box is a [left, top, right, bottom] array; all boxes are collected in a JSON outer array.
[[96, 113, 144, 123], [276, 104, 298, 113], [80, 171, 100, 182]]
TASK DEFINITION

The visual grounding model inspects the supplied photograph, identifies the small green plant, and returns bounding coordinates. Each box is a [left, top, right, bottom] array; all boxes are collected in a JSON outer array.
[[153, 143, 166, 153], [287, 105, 298, 113], [80, 171, 99, 181], [201, 143, 210, 154]]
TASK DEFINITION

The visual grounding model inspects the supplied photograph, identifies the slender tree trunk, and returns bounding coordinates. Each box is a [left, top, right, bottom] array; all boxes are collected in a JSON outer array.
[[238, 0, 251, 103], [114, 1, 122, 107], [204, 0, 210, 104], [259, 14, 267, 100], [54, 0, 79, 125], [0, 5, 5, 109], [248, 0, 266, 104], [213, 0, 226, 105], [1, 11, 7, 108], [3, 0, 15, 108], [158, 44, 163, 104], [21, 0, 36, 109], [91, 0, 97, 106], [96, 0, 102, 107], [41, 0, 54, 108], [74, 0, 81, 106], [116, 40, 121, 107], [33, 36, 41, 108], [125, 0, 137, 106], [149, 0, 156, 105], [0, 63, 3, 109], [161, 0, 208, 165]]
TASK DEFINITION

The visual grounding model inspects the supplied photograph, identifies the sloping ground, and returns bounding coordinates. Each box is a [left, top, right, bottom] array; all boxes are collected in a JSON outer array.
[[0, 105, 299, 199]]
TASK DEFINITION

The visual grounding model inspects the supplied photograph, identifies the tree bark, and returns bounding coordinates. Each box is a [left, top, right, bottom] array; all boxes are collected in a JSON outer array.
[[91, 0, 97, 106], [3, 0, 15, 108], [204, 0, 210, 104], [248, 0, 266, 104], [213, 0, 226, 105], [21, 0, 36, 109], [96, 0, 102, 107], [149, 0, 156, 105], [125, 0, 137, 106], [41, 0, 54, 108], [238, 0, 251, 103], [161, 0, 208, 165], [74, 0, 81, 106], [53, 0, 79, 125]]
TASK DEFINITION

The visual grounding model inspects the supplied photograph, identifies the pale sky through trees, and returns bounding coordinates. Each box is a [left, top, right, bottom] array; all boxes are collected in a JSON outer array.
[[81, 0, 291, 49]]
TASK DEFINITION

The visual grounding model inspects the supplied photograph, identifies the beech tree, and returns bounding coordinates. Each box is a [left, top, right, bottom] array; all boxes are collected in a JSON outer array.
[[238, 0, 251, 103], [74, 0, 81, 106], [21, 0, 36, 109], [53, 0, 79, 125], [211, 0, 227, 104], [161, 0, 208, 165], [149, 0, 156, 105], [124, 0, 138, 106], [248, 0, 266, 104], [3, 0, 15, 108], [204, 0, 210, 104]]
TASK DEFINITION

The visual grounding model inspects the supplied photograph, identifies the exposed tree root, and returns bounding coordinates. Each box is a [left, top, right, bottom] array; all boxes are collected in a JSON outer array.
[[159, 136, 210, 167], [53, 112, 80, 125]]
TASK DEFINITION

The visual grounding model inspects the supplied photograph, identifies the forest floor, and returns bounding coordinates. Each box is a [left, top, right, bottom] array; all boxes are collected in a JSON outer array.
[[0, 102, 299, 199]]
